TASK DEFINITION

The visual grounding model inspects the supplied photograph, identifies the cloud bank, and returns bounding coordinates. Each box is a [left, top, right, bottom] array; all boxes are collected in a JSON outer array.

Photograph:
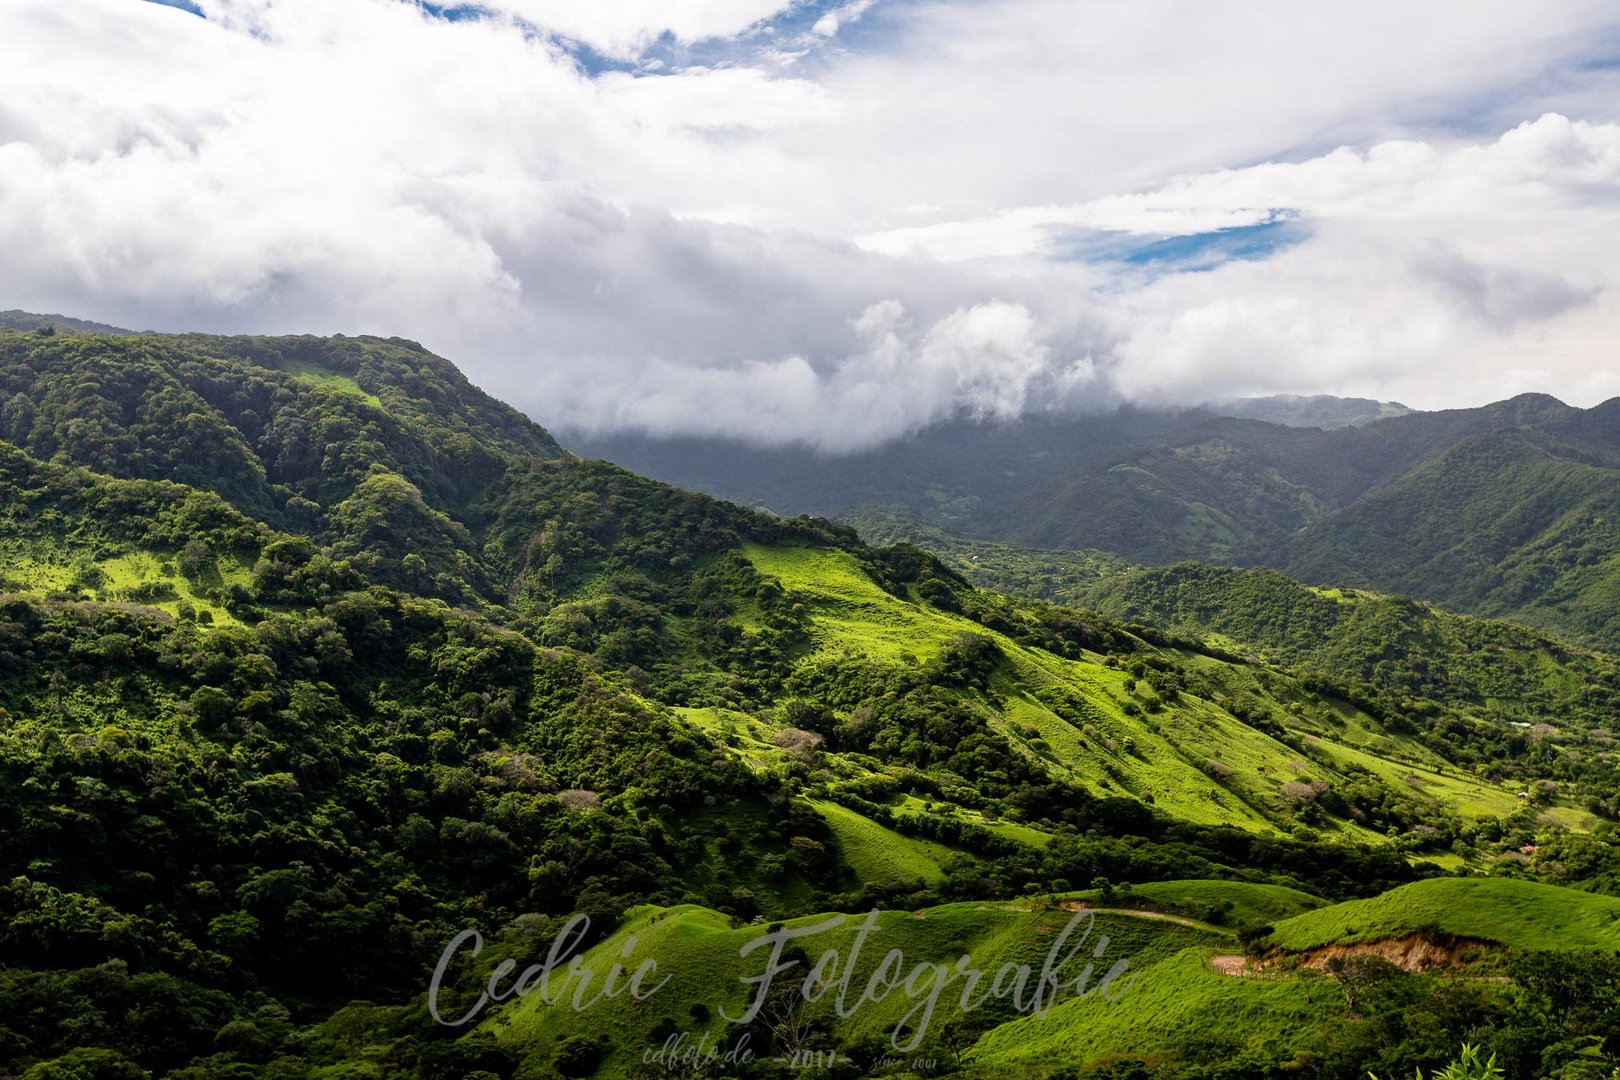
[[2, 0, 1620, 449]]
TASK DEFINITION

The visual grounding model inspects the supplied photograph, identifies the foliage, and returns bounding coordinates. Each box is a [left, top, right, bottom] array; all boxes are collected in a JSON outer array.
[[1371, 1044, 1504, 1080], [0, 324, 1617, 1079]]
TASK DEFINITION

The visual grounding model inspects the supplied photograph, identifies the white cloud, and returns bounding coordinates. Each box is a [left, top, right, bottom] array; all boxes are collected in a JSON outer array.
[[1029, 115, 1620, 409], [811, 0, 874, 38], [1, 0, 1619, 450], [558, 298, 1088, 450]]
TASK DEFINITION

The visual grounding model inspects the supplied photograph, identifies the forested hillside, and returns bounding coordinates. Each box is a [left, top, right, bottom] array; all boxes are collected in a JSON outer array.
[[576, 393, 1620, 651], [1, 322, 1618, 1079]]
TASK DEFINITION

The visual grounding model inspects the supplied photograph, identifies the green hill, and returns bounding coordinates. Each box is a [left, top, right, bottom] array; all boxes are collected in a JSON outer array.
[[848, 520, 1620, 831], [576, 393, 1620, 651], [1285, 425, 1620, 650], [1266, 877, 1620, 952], [440, 879, 1620, 1080], [1, 321, 1618, 1079]]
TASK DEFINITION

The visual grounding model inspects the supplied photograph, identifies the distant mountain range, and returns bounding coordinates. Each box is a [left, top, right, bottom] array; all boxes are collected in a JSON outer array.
[[1210, 393, 1412, 428], [573, 392, 1620, 651]]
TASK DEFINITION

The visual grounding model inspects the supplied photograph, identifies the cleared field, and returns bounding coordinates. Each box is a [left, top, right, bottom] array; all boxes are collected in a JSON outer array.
[[277, 358, 384, 406], [1, 543, 252, 628], [807, 798, 954, 885], [1267, 877, 1620, 951]]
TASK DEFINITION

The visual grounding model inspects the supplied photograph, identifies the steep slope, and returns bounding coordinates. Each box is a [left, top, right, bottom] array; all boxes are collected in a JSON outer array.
[[739, 544, 1579, 847], [1285, 427, 1620, 649]]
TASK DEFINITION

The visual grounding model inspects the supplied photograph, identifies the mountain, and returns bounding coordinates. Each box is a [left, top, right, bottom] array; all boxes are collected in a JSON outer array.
[[856, 513, 1620, 799], [1, 321, 1618, 1078], [1208, 393, 1413, 428], [572, 393, 1620, 650], [0, 309, 136, 335], [1284, 417, 1620, 649]]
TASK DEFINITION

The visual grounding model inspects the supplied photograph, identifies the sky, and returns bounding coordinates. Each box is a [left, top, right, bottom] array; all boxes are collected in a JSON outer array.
[[2, 0, 1619, 450]]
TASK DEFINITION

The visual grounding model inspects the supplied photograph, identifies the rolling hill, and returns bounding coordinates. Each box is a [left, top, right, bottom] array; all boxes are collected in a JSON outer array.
[[409, 876, 1619, 1080], [0, 318, 1617, 1079]]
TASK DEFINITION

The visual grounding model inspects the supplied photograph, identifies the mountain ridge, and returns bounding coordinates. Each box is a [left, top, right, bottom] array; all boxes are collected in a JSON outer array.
[[574, 390, 1620, 650]]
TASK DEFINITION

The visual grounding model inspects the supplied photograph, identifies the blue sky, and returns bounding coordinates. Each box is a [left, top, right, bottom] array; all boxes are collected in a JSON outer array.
[[1053, 218, 1310, 279]]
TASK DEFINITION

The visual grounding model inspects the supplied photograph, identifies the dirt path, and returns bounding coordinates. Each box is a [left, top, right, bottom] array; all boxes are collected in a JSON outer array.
[[1209, 955, 1253, 975], [1058, 900, 1218, 931]]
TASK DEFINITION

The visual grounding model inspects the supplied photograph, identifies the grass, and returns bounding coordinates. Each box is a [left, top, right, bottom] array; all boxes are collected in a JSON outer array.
[[966, 947, 1339, 1073], [0, 550, 74, 592], [740, 543, 1531, 847], [673, 706, 789, 771], [278, 358, 383, 406], [490, 899, 1218, 1077], [1267, 878, 1620, 951], [743, 543, 968, 665], [96, 551, 252, 627], [807, 798, 954, 886]]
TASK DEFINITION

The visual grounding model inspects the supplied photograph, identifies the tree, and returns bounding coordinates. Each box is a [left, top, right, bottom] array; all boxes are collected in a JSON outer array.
[[178, 538, 214, 581]]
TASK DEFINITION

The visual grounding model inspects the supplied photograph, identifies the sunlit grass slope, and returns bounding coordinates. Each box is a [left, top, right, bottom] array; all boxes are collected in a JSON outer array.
[[743, 544, 1539, 844], [0, 543, 255, 627], [966, 947, 1337, 1072], [491, 899, 1216, 1077], [1267, 877, 1620, 951], [807, 798, 955, 886]]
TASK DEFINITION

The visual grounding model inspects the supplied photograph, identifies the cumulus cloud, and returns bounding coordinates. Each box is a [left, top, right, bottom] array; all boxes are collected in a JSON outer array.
[[1, 0, 1620, 449], [1038, 115, 1620, 408], [559, 298, 1091, 450]]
